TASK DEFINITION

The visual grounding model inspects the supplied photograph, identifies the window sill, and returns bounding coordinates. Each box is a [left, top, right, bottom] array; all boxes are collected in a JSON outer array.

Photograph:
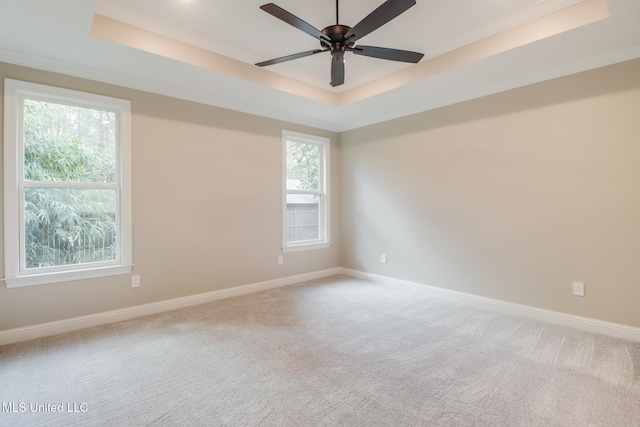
[[283, 241, 331, 253], [3, 264, 133, 288]]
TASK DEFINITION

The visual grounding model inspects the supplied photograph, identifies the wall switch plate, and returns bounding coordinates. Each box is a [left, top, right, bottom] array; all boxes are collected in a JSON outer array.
[[131, 275, 140, 288], [381, 254, 387, 264], [277, 255, 284, 266], [572, 281, 584, 297]]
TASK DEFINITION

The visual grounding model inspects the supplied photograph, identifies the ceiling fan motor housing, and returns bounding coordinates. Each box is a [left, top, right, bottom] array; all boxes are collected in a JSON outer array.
[[322, 25, 353, 55]]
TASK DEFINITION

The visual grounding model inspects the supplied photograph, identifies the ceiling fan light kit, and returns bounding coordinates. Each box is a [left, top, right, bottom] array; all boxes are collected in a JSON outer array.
[[256, 0, 425, 87]]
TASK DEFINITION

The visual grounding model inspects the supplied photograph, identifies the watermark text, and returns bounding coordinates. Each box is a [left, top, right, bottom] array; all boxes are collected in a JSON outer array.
[[2, 402, 88, 413]]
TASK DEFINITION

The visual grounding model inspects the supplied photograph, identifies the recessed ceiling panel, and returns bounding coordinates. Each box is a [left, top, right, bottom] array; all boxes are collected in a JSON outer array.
[[95, 0, 587, 91]]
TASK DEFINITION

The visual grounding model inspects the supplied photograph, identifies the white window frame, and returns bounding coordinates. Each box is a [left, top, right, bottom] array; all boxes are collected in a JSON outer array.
[[3, 79, 132, 288], [282, 130, 330, 252]]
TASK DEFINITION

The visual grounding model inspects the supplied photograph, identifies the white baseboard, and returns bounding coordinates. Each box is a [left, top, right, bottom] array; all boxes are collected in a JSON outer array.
[[0, 268, 342, 346], [4, 267, 638, 346], [340, 268, 640, 343]]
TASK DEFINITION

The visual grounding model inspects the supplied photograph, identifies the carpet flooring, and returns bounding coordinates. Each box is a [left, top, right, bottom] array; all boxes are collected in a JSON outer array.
[[1, 275, 639, 426]]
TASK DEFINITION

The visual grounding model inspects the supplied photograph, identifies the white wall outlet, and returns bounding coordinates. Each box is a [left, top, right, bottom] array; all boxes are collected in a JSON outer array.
[[381, 254, 387, 264], [277, 255, 284, 266], [131, 275, 141, 288], [572, 281, 584, 297]]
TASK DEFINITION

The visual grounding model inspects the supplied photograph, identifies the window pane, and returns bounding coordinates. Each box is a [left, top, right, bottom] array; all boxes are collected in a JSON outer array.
[[286, 194, 320, 242], [24, 187, 117, 269], [23, 99, 116, 183], [286, 141, 319, 191]]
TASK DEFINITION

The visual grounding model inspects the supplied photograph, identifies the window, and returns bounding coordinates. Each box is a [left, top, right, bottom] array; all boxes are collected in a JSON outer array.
[[3, 79, 132, 287], [283, 130, 330, 251]]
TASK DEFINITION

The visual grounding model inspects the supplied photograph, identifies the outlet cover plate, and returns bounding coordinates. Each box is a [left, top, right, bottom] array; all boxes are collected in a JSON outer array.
[[572, 281, 584, 297]]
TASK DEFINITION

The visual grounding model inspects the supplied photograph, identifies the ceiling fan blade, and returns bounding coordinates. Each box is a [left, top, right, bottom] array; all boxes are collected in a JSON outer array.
[[260, 3, 331, 42], [344, 0, 416, 43], [331, 53, 345, 87], [351, 45, 424, 63], [256, 49, 327, 67]]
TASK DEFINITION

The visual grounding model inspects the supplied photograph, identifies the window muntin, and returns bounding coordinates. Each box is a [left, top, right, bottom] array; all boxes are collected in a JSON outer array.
[[283, 130, 329, 251], [3, 79, 132, 287]]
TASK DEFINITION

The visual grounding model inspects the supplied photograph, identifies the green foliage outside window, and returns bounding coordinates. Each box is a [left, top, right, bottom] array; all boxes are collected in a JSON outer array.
[[286, 141, 319, 191], [23, 99, 118, 269]]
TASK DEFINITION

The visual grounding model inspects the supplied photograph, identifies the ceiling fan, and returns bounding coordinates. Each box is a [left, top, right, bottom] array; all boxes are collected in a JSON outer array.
[[255, 0, 424, 87]]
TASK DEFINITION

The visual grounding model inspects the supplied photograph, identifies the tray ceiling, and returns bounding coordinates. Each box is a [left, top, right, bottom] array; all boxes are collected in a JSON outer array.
[[1, 0, 640, 131]]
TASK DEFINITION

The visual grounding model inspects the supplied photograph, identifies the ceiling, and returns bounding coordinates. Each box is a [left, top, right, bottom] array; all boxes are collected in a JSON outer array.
[[1, 0, 639, 131]]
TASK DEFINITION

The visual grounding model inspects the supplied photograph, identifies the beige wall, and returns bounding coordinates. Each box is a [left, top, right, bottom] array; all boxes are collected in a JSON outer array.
[[340, 58, 640, 328], [2, 58, 640, 333], [0, 62, 340, 330]]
